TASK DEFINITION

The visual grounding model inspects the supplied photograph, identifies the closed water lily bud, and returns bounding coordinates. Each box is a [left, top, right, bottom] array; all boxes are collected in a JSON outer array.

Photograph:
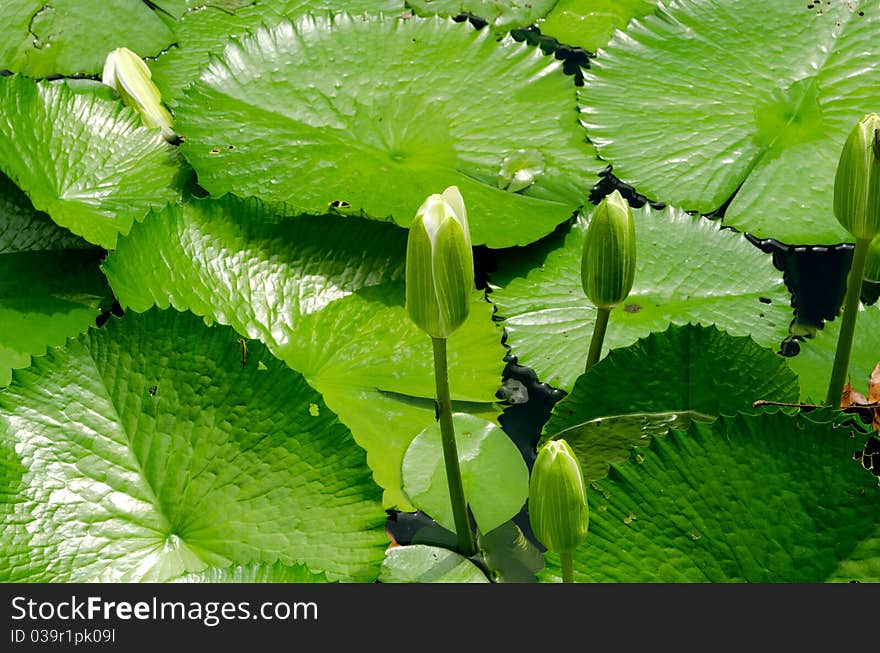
[[406, 186, 474, 339], [580, 190, 636, 309], [102, 47, 176, 141], [834, 113, 880, 240], [529, 439, 589, 554]]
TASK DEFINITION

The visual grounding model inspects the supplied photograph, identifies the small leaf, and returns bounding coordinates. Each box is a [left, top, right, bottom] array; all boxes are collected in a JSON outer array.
[[379, 544, 490, 583], [402, 413, 529, 534]]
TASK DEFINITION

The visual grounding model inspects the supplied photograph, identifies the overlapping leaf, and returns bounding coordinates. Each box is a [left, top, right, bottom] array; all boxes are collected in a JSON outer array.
[[0, 75, 183, 249], [0, 174, 110, 386], [490, 205, 793, 392], [407, 0, 556, 31], [581, 0, 880, 244], [103, 196, 506, 509], [543, 324, 799, 482], [174, 562, 329, 583], [379, 544, 490, 582], [402, 413, 529, 534], [175, 13, 597, 248], [0, 0, 174, 78], [150, 1, 405, 102], [0, 309, 387, 582], [541, 411, 880, 582], [537, 0, 656, 51]]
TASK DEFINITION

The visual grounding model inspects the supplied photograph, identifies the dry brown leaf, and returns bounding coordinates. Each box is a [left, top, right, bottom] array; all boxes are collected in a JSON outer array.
[[841, 382, 869, 407], [869, 362, 880, 404], [754, 363, 880, 433], [842, 363, 880, 433]]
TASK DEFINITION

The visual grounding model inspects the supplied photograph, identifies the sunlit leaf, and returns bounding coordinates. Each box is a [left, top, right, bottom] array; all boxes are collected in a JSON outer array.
[[581, 0, 880, 244], [0, 309, 387, 582], [491, 204, 792, 391], [175, 13, 597, 248], [103, 196, 506, 510], [379, 544, 490, 582], [0, 75, 183, 249]]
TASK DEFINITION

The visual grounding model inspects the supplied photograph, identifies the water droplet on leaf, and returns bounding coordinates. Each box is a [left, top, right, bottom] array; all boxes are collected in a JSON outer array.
[[497, 148, 545, 193]]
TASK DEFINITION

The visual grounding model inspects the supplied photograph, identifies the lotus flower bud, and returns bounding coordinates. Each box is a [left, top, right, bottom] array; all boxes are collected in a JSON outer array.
[[102, 47, 176, 142], [864, 234, 880, 283], [405, 186, 474, 339], [580, 190, 636, 309], [528, 439, 589, 554], [834, 113, 880, 240]]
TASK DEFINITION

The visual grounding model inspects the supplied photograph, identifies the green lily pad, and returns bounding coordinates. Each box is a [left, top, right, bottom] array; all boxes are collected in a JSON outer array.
[[581, 0, 880, 244], [103, 196, 506, 510], [151, 1, 405, 102], [536, 0, 656, 51], [0, 174, 111, 386], [102, 195, 406, 321], [544, 324, 799, 482], [490, 204, 793, 392], [0, 308, 387, 582], [541, 410, 880, 582], [407, 0, 556, 31], [0, 75, 183, 249], [402, 413, 529, 534], [175, 13, 597, 248], [174, 561, 329, 583], [379, 544, 490, 582], [786, 303, 880, 403], [0, 0, 174, 78]]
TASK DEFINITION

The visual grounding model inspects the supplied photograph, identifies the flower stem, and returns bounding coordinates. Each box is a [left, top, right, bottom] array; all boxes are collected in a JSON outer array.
[[825, 237, 872, 406], [585, 307, 611, 373], [561, 551, 574, 583], [432, 336, 476, 557]]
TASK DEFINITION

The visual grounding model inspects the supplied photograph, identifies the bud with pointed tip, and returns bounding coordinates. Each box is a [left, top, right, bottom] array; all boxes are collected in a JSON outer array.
[[581, 190, 637, 309], [834, 113, 880, 240], [406, 186, 474, 339], [102, 47, 176, 142], [528, 439, 589, 554]]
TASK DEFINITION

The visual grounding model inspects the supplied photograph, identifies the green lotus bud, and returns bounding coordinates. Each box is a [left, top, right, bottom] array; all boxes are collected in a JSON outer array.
[[834, 113, 880, 240], [865, 234, 880, 283], [528, 439, 589, 554], [102, 47, 176, 142], [580, 190, 637, 309], [405, 186, 474, 339]]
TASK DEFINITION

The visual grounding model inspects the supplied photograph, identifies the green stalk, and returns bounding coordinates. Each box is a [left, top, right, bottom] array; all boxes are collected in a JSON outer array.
[[561, 551, 574, 583], [585, 307, 611, 373], [825, 237, 872, 406], [432, 336, 476, 557]]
